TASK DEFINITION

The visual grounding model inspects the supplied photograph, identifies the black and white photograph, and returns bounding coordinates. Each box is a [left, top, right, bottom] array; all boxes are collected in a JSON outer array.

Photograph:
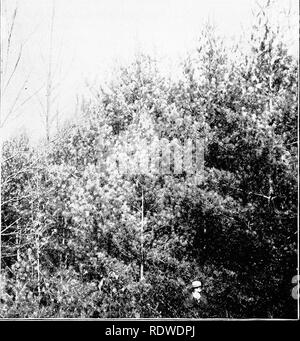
[[0, 0, 298, 322]]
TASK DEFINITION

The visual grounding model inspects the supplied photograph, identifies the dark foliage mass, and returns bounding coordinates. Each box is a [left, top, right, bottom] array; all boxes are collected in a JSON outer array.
[[0, 11, 298, 318]]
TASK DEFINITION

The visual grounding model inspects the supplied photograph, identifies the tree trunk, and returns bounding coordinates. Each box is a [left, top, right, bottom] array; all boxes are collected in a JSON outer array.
[[140, 188, 144, 281]]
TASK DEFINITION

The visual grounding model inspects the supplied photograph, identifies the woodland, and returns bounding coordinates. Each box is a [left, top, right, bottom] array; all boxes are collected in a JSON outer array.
[[0, 3, 298, 318]]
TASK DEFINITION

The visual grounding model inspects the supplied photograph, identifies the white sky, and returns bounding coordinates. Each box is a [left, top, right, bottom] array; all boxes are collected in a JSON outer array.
[[0, 0, 298, 142]]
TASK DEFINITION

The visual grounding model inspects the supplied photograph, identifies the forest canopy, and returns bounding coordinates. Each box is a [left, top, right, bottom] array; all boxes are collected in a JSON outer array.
[[0, 3, 298, 318]]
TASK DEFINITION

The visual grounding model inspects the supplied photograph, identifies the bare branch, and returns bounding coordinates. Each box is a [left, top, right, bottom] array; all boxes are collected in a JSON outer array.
[[1, 72, 28, 127], [12, 83, 46, 116], [2, 162, 43, 186], [3, 43, 23, 93], [1, 218, 22, 234], [4, 4, 18, 76], [45, 0, 56, 142]]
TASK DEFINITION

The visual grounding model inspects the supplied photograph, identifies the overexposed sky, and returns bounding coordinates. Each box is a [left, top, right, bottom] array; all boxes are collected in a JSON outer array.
[[0, 0, 298, 142]]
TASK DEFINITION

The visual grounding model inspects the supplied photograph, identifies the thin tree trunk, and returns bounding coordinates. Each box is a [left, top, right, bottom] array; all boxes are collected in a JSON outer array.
[[15, 219, 22, 303], [32, 179, 41, 301], [36, 231, 41, 299], [140, 188, 144, 281], [45, 1, 55, 142]]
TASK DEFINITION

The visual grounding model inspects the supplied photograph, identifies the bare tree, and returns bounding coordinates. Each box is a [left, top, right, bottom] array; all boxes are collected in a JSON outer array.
[[45, 1, 55, 142], [0, 1, 43, 129], [34, 0, 72, 142]]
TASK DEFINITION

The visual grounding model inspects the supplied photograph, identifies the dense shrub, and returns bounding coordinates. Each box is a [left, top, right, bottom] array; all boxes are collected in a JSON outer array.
[[1, 6, 297, 318]]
